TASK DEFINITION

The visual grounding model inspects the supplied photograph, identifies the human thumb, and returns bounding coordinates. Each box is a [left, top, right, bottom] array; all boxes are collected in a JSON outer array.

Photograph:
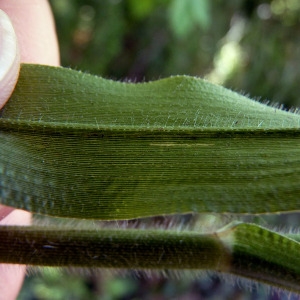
[[0, 9, 20, 108]]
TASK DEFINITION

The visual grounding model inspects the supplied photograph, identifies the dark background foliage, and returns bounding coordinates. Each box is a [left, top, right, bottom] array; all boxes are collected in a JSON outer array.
[[18, 0, 300, 299]]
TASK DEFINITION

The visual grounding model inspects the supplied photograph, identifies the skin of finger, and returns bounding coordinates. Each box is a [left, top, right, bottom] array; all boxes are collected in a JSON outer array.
[[0, 1, 60, 299], [0, 9, 20, 108], [0, 0, 59, 65]]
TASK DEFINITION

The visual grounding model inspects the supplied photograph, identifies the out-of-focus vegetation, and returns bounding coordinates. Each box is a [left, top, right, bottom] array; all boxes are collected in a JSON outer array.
[[18, 0, 300, 299]]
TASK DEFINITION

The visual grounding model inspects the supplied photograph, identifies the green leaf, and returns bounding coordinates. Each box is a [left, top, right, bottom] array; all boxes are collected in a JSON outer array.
[[218, 222, 300, 292], [0, 64, 299, 220]]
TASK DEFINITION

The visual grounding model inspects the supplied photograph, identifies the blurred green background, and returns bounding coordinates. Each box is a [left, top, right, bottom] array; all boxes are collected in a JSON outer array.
[[18, 0, 300, 299]]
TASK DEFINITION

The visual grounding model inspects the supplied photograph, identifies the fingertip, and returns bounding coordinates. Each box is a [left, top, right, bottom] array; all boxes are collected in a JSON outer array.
[[0, 9, 20, 109], [1, 0, 60, 66]]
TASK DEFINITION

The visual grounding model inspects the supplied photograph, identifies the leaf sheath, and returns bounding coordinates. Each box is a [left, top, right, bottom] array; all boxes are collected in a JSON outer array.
[[0, 226, 230, 270]]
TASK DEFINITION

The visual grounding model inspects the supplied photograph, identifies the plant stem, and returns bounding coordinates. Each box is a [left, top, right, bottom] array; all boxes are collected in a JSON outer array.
[[0, 226, 231, 270], [1, 223, 300, 293]]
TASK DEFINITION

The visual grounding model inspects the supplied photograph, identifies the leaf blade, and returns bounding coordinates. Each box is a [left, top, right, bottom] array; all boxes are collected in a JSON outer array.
[[0, 64, 299, 219]]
